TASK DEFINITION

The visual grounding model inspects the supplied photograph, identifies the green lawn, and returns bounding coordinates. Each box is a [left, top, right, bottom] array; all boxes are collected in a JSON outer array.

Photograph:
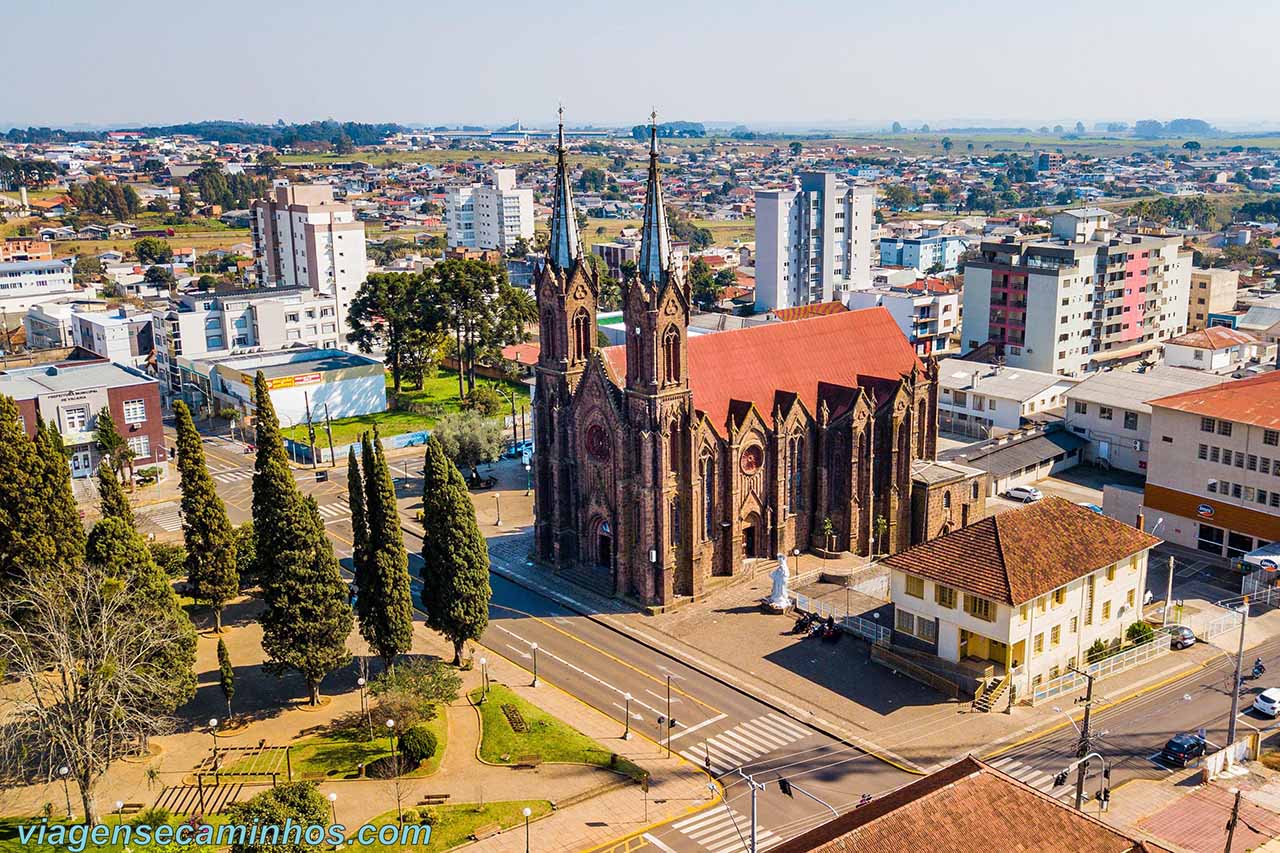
[[581, 216, 754, 249], [471, 685, 643, 779], [282, 408, 433, 449], [0, 815, 228, 853], [356, 800, 552, 852]]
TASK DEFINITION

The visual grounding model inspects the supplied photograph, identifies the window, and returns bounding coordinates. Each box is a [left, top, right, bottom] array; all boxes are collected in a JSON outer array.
[[1219, 421, 1233, 437], [1126, 589, 1135, 608], [1051, 625, 1061, 647], [1052, 588, 1066, 606], [1198, 444, 1208, 460], [1210, 446, 1220, 463], [1123, 411, 1138, 431], [1034, 633, 1044, 654], [1102, 601, 1112, 620], [1037, 596, 1046, 613], [1266, 430, 1279, 447], [1069, 616, 1078, 634], [1106, 564, 1115, 582], [572, 309, 591, 362], [935, 585, 956, 609], [1201, 417, 1216, 433], [661, 325, 681, 384], [1099, 406, 1113, 421], [895, 609, 915, 634], [127, 435, 150, 458], [918, 619, 938, 644], [905, 575, 924, 598], [1223, 449, 1233, 466], [1249, 455, 1258, 471], [122, 399, 146, 424], [701, 457, 715, 540], [964, 594, 995, 622], [1019, 604, 1028, 622], [63, 406, 88, 431]]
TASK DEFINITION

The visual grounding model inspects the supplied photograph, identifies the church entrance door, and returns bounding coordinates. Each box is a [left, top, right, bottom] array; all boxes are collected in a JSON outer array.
[[742, 513, 762, 559]]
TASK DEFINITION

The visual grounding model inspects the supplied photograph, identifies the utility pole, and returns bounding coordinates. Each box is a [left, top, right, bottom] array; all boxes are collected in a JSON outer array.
[[1227, 597, 1250, 745], [737, 770, 766, 853], [1073, 667, 1095, 811], [1164, 555, 1175, 626], [1224, 788, 1242, 853], [323, 403, 335, 468], [304, 391, 317, 469], [666, 674, 672, 758]]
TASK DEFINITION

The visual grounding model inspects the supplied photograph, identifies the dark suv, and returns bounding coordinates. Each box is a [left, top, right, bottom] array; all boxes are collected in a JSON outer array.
[[1160, 733, 1206, 766]]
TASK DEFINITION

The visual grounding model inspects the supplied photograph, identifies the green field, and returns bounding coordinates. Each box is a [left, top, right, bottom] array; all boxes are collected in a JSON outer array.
[[357, 800, 552, 852], [580, 216, 754, 249], [280, 148, 618, 171]]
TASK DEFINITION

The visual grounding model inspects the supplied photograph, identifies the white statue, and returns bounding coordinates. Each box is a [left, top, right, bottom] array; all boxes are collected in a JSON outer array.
[[768, 553, 792, 610]]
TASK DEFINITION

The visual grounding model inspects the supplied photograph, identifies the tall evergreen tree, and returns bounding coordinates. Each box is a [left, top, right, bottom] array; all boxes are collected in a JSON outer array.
[[86, 517, 198, 714], [33, 418, 86, 569], [175, 400, 238, 631], [96, 462, 134, 528], [217, 638, 235, 718], [359, 429, 414, 669], [347, 444, 370, 600], [260, 497, 353, 705], [419, 435, 490, 664], [251, 372, 300, 584], [94, 405, 132, 475], [0, 396, 54, 597]]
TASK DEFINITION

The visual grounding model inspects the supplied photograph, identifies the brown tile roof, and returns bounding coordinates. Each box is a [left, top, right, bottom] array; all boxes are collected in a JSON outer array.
[[771, 301, 849, 322], [1165, 325, 1258, 350], [881, 497, 1160, 605], [1148, 370, 1280, 430], [769, 756, 1171, 853]]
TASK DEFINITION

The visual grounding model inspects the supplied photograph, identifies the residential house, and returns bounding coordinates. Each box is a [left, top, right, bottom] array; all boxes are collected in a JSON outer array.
[[937, 357, 1078, 438], [1162, 326, 1274, 374]]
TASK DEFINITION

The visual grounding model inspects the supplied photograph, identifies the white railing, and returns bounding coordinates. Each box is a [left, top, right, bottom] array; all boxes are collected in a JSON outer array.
[[792, 593, 892, 644], [1031, 628, 1173, 704]]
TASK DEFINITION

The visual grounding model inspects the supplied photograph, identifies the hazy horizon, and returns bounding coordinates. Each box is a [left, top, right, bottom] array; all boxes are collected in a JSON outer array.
[[6, 0, 1279, 130]]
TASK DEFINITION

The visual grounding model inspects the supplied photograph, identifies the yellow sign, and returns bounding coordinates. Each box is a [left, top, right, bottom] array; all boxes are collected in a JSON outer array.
[[239, 371, 322, 391]]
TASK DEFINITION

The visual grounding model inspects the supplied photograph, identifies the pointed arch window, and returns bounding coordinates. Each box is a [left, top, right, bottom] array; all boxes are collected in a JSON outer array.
[[572, 308, 591, 363], [662, 325, 681, 385], [785, 434, 804, 515], [702, 453, 716, 540]]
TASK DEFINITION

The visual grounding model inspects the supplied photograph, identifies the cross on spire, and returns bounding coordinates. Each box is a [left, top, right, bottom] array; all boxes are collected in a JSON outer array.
[[638, 108, 670, 285], [547, 104, 580, 272]]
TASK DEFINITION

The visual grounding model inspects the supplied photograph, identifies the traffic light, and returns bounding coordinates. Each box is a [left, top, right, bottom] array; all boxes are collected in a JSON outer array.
[[656, 715, 665, 727], [778, 779, 794, 798], [1053, 770, 1069, 787], [669, 718, 678, 729]]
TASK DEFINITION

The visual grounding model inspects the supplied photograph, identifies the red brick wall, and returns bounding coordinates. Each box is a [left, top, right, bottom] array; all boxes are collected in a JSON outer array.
[[106, 381, 165, 467]]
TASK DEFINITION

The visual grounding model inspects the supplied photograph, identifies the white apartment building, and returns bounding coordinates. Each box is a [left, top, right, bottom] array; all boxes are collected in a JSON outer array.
[[962, 209, 1191, 377], [71, 308, 154, 368], [0, 259, 77, 314], [845, 282, 960, 356], [885, 497, 1159, 698], [446, 168, 534, 252], [755, 172, 874, 312], [250, 182, 366, 323], [937, 358, 1077, 438], [1143, 372, 1280, 560], [152, 287, 348, 403]]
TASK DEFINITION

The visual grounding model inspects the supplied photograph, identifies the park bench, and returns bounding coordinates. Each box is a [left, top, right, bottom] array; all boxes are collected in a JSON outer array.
[[418, 793, 450, 806], [471, 822, 501, 841]]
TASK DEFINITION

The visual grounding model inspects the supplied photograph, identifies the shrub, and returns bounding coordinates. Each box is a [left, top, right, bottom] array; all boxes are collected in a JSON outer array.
[[463, 385, 504, 417], [1126, 621, 1155, 645], [149, 541, 188, 578], [1085, 639, 1109, 664], [398, 723, 438, 766]]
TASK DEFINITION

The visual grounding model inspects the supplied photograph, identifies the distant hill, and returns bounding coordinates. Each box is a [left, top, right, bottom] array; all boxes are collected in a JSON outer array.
[[3, 120, 406, 147]]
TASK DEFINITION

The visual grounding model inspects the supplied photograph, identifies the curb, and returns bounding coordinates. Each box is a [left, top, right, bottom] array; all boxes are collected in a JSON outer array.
[[486, 557, 926, 776]]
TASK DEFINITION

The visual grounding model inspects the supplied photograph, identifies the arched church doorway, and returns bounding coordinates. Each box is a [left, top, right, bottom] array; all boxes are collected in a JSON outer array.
[[742, 512, 762, 560], [591, 517, 613, 577]]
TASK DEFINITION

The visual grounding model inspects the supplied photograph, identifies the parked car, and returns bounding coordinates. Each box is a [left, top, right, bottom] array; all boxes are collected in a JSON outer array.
[[1006, 486, 1043, 503], [1168, 625, 1196, 650], [1253, 687, 1280, 717], [1160, 733, 1207, 767], [1077, 502, 1103, 514]]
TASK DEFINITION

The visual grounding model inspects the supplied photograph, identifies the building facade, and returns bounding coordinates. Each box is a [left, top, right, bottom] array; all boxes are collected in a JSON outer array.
[[534, 117, 938, 607], [1188, 267, 1239, 330], [0, 238, 53, 262], [71, 307, 154, 368], [1143, 372, 1280, 560], [1163, 326, 1272, 373], [961, 208, 1191, 377], [446, 168, 534, 252], [0, 259, 76, 314], [937, 358, 1077, 438], [754, 172, 874, 312], [845, 282, 960, 355], [879, 234, 968, 274]]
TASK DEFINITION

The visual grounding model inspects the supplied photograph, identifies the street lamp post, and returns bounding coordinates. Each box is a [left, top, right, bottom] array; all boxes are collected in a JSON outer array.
[[327, 792, 337, 825], [522, 806, 532, 853], [115, 800, 124, 827], [357, 677, 372, 739], [479, 657, 489, 699], [386, 719, 401, 823], [524, 462, 531, 496], [623, 693, 632, 740], [208, 717, 220, 782], [530, 642, 539, 687], [495, 493, 502, 527], [57, 765, 72, 820]]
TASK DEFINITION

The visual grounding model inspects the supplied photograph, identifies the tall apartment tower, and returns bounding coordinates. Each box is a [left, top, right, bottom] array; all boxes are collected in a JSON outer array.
[[249, 182, 366, 336], [961, 208, 1190, 377], [754, 172, 874, 312], [446, 167, 535, 252]]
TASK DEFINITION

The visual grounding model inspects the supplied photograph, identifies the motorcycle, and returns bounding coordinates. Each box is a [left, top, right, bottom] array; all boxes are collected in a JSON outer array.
[[820, 622, 841, 643], [1253, 659, 1266, 679], [790, 613, 816, 635]]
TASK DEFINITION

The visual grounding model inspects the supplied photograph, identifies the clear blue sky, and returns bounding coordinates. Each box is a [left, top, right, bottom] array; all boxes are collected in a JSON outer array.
[[5, 0, 1277, 129]]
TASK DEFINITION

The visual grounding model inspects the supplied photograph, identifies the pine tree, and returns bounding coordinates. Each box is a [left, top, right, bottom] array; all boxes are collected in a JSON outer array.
[[217, 638, 235, 718], [94, 405, 132, 475], [260, 497, 353, 705], [175, 401, 238, 631], [359, 429, 414, 669], [86, 517, 198, 714], [33, 418, 86, 570], [251, 372, 301, 586], [0, 395, 54, 597], [97, 462, 134, 528], [419, 435, 490, 664], [347, 444, 370, 600]]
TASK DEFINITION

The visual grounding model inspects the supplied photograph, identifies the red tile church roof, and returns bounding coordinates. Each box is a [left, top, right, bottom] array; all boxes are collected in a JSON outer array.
[[601, 307, 923, 433]]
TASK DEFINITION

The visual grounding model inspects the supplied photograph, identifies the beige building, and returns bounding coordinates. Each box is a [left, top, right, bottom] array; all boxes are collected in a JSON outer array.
[[1188, 267, 1239, 329], [884, 497, 1159, 699], [250, 183, 367, 306], [1143, 371, 1280, 560]]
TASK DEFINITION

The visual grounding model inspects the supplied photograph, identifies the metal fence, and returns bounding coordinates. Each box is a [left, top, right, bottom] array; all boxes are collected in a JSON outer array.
[[792, 592, 892, 643], [1030, 628, 1174, 704]]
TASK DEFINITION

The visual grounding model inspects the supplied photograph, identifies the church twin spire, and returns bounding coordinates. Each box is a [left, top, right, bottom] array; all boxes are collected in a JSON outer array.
[[637, 110, 672, 286], [547, 105, 581, 273]]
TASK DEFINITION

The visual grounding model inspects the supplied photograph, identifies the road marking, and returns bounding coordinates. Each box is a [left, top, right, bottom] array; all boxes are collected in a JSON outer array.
[[641, 834, 678, 853], [666, 713, 727, 743], [316, 500, 351, 523], [141, 505, 183, 532], [213, 470, 253, 483], [671, 805, 778, 852], [646, 688, 681, 704], [613, 703, 643, 721], [679, 714, 814, 776]]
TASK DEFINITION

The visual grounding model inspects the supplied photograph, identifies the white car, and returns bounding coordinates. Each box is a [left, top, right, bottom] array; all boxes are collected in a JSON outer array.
[[1006, 486, 1044, 503], [1254, 687, 1280, 717]]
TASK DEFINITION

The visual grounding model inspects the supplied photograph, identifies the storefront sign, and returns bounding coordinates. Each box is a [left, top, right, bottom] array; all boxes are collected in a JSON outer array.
[[1197, 503, 1215, 518]]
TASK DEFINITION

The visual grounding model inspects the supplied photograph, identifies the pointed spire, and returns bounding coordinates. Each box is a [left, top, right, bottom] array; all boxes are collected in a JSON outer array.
[[547, 104, 580, 273], [637, 109, 671, 286]]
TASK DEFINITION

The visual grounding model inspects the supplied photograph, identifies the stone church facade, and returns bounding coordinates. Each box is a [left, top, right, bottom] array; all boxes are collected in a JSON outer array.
[[533, 114, 941, 608]]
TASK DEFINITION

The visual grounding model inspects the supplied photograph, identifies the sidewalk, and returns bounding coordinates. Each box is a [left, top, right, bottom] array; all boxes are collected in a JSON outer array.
[[486, 527, 1235, 773]]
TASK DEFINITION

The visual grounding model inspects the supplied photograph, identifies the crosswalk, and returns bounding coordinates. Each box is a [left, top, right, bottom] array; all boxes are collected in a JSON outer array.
[[315, 500, 351, 524], [667, 805, 780, 853], [142, 505, 183, 533], [213, 469, 253, 484], [988, 755, 1071, 795], [678, 714, 813, 776]]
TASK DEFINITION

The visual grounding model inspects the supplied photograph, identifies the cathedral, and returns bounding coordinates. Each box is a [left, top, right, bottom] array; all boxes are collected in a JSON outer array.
[[532, 113, 941, 608]]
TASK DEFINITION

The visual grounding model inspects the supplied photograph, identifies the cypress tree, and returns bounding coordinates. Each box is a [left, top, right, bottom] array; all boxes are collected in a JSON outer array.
[[0, 395, 53, 596], [97, 462, 134, 528], [359, 429, 414, 669], [217, 638, 235, 718], [419, 435, 490, 665], [347, 444, 370, 600], [251, 371, 301, 586], [86, 517, 198, 714], [260, 497, 353, 705], [94, 405, 131, 475], [175, 400, 239, 632], [33, 417, 86, 570]]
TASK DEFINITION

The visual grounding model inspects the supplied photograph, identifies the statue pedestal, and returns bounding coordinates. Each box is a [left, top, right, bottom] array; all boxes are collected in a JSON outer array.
[[763, 553, 793, 613]]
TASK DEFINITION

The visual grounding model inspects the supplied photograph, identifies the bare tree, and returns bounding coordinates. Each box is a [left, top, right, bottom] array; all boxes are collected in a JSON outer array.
[[0, 566, 191, 824]]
